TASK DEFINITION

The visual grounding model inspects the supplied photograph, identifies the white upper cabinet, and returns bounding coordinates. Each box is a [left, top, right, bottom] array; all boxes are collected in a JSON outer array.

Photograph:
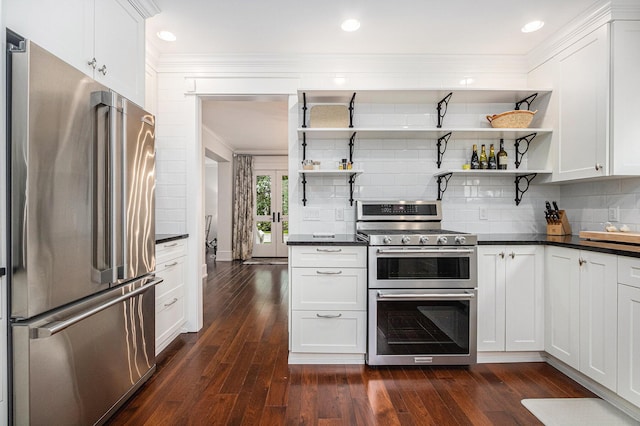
[[6, 0, 146, 105], [553, 21, 640, 182]]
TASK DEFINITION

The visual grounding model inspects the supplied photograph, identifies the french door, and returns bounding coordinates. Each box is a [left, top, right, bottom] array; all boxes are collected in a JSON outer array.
[[252, 170, 288, 257]]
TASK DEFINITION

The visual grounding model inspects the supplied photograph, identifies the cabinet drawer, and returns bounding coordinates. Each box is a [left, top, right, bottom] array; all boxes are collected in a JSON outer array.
[[291, 268, 366, 310], [155, 257, 185, 299], [291, 246, 366, 268], [156, 285, 185, 343], [290, 310, 366, 353], [156, 239, 186, 264], [618, 256, 640, 289]]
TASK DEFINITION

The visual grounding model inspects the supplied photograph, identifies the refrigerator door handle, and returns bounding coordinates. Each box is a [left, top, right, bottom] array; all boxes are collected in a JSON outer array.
[[33, 277, 163, 338], [118, 97, 127, 280], [91, 91, 116, 284]]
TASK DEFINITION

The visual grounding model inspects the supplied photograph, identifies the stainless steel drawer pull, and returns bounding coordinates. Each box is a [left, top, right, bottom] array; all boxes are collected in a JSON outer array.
[[164, 261, 179, 268], [316, 313, 342, 319], [163, 242, 179, 248], [35, 278, 164, 338], [316, 248, 342, 253], [316, 270, 342, 275], [378, 292, 475, 301], [164, 298, 179, 307]]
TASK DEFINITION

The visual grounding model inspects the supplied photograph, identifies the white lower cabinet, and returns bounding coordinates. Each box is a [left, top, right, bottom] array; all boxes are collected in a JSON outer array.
[[155, 239, 187, 355], [289, 245, 367, 361], [545, 246, 617, 391], [617, 258, 640, 407], [478, 245, 544, 352]]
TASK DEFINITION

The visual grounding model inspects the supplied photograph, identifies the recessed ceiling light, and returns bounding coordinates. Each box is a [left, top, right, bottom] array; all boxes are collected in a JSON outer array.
[[157, 30, 177, 42], [341, 19, 361, 32], [521, 20, 544, 33]]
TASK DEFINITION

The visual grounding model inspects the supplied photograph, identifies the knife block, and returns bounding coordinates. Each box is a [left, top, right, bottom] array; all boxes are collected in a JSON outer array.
[[547, 210, 572, 236]]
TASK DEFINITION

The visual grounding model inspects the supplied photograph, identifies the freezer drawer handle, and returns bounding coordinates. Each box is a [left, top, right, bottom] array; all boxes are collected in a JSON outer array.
[[34, 278, 163, 338]]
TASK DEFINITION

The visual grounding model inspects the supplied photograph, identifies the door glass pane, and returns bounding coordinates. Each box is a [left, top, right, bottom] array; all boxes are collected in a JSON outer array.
[[281, 175, 289, 216], [256, 221, 272, 245], [256, 175, 271, 215], [281, 221, 289, 243]]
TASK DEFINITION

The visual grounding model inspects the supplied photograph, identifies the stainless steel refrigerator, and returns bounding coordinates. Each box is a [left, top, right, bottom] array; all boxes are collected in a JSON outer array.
[[8, 39, 161, 425]]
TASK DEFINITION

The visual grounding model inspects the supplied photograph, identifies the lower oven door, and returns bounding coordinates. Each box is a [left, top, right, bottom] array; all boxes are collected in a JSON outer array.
[[367, 288, 477, 366]]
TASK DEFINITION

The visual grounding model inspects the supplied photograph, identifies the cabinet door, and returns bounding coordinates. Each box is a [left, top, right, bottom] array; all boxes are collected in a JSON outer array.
[[505, 246, 544, 351], [618, 284, 640, 407], [557, 25, 609, 181], [477, 246, 506, 351], [579, 251, 617, 391], [545, 246, 580, 368], [94, 0, 145, 105], [611, 21, 640, 175], [5, 0, 94, 76]]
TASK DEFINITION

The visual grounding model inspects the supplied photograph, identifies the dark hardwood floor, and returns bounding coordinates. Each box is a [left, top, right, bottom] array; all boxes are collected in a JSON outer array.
[[107, 258, 595, 425]]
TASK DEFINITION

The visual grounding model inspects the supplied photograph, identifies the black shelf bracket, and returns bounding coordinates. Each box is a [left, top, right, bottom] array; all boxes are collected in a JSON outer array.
[[302, 131, 307, 161], [348, 173, 357, 206], [349, 92, 356, 128], [514, 173, 537, 206], [301, 173, 308, 206], [436, 172, 453, 200], [436, 132, 452, 169], [515, 93, 538, 111], [514, 133, 537, 169], [301, 92, 308, 128], [437, 92, 453, 128], [348, 132, 357, 163]]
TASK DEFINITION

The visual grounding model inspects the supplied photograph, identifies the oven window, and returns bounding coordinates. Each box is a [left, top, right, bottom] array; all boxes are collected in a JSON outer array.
[[376, 300, 470, 356], [377, 257, 470, 280]]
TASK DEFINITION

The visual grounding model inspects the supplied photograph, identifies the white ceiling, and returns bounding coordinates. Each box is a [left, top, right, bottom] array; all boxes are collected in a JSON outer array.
[[147, 0, 601, 154]]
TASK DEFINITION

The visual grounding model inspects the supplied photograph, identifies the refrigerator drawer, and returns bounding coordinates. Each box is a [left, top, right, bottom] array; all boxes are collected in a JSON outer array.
[[12, 279, 159, 425]]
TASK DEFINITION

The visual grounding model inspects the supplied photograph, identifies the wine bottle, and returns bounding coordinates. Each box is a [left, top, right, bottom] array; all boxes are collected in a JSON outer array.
[[470, 144, 479, 169], [498, 138, 508, 170], [488, 144, 497, 169], [479, 144, 488, 169]]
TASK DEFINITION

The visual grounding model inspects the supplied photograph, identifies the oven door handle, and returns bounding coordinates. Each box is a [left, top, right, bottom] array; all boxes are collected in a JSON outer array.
[[376, 248, 474, 255], [377, 291, 475, 300]]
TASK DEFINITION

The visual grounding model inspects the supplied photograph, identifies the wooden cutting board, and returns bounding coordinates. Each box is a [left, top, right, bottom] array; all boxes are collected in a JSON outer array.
[[579, 231, 640, 244]]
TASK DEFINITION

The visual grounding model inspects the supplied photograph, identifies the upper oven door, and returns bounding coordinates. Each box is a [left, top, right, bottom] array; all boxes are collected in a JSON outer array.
[[368, 246, 477, 289]]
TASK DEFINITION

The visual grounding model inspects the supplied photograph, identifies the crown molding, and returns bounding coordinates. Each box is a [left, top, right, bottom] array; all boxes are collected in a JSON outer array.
[[128, 0, 160, 18], [527, 0, 640, 71]]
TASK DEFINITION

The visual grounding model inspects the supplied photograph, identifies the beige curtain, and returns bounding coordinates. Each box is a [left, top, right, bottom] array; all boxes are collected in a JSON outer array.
[[232, 155, 255, 260]]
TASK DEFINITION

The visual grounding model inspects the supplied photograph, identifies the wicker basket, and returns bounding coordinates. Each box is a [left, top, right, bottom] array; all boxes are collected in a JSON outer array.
[[486, 110, 537, 128]]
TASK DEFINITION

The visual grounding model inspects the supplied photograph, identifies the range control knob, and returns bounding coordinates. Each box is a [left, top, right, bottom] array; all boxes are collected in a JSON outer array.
[[383, 236, 392, 245], [401, 236, 411, 244], [455, 236, 467, 245], [437, 236, 448, 245], [419, 236, 430, 244]]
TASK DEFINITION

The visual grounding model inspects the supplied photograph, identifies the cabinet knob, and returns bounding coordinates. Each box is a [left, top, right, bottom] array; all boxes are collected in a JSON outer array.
[[87, 57, 97, 69], [510, 252, 515, 259], [499, 252, 505, 259], [98, 64, 108, 76], [579, 258, 587, 266], [595, 163, 602, 171]]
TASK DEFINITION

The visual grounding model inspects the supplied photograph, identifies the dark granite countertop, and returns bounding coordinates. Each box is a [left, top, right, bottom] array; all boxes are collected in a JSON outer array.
[[478, 233, 640, 259], [287, 233, 367, 246], [156, 234, 189, 244]]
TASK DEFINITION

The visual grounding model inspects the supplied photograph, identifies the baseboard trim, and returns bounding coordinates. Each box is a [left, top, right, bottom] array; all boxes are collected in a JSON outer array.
[[477, 351, 546, 364], [288, 352, 365, 365]]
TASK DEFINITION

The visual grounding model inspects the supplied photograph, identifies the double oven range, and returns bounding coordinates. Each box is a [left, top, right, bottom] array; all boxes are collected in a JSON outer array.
[[356, 200, 478, 366]]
